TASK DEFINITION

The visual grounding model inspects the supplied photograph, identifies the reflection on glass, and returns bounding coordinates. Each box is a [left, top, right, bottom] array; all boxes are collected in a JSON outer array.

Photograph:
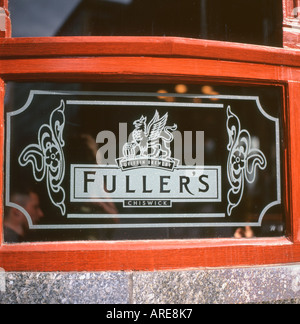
[[4, 82, 285, 242], [9, 0, 283, 46], [4, 189, 45, 243]]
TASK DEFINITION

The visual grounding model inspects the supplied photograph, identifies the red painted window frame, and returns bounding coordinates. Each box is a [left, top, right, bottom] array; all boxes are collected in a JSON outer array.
[[0, 35, 300, 271]]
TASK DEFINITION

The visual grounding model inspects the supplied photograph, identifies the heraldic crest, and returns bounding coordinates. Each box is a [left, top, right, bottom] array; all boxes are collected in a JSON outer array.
[[117, 110, 179, 171]]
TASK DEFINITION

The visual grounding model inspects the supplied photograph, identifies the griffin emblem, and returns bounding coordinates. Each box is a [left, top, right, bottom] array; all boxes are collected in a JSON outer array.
[[123, 110, 177, 160]]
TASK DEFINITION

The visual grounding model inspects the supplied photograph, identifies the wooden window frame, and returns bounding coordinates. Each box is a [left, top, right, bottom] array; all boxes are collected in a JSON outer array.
[[0, 1, 300, 271], [0, 37, 299, 271]]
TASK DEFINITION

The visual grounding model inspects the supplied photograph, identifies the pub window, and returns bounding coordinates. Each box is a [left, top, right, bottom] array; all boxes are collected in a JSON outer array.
[[4, 82, 285, 242], [0, 0, 300, 271]]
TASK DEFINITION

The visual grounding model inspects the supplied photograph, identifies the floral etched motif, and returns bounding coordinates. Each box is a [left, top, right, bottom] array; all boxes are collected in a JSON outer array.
[[45, 146, 61, 168], [19, 100, 66, 215], [227, 106, 267, 216]]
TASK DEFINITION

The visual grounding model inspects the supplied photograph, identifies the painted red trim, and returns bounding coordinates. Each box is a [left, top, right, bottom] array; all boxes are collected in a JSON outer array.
[[0, 79, 4, 247], [0, 0, 8, 8], [0, 37, 299, 66], [0, 0, 11, 38], [0, 56, 299, 83], [287, 82, 300, 243], [0, 238, 296, 272]]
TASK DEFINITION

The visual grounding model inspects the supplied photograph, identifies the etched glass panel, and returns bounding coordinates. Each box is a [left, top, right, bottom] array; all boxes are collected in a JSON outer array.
[[4, 83, 285, 242]]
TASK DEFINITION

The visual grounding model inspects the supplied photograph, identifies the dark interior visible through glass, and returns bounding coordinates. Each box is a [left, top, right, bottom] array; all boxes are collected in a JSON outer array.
[[4, 82, 285, 242], [9, 0, 283, 46]]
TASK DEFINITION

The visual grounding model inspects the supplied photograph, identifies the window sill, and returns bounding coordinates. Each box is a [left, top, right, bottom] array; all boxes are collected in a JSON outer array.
[[0, 237, 298, 271]]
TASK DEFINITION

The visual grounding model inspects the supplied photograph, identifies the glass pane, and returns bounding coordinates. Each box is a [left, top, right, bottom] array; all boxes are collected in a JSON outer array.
[[9, 0, 283, 46], [4, 82, 285, 242]]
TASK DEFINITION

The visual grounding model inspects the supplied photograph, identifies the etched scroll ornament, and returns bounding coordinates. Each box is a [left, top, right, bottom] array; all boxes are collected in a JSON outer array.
[[19, 100, 66, 215], [227, 106, 267, 216]]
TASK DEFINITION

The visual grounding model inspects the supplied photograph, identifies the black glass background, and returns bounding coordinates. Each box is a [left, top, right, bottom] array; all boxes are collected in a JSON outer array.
[[10, 0, 283, 47], [4, 82, 285, 242]]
